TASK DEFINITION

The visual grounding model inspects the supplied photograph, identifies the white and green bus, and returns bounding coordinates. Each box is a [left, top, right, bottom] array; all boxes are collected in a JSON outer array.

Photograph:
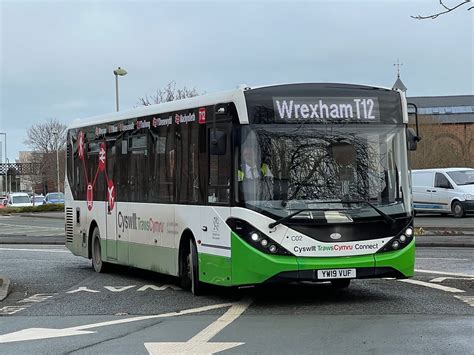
[[65, 83, 418, 294]]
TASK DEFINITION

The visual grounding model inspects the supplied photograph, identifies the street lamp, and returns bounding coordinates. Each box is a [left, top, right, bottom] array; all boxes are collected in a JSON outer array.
[[113, 66, 127, 112], [52, 128, 60, 192], [0, 132, 6, 195]]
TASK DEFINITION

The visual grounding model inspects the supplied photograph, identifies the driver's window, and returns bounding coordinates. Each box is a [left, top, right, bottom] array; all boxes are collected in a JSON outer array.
[[435, 173, 451, 189], [208, 127, 231, 204]]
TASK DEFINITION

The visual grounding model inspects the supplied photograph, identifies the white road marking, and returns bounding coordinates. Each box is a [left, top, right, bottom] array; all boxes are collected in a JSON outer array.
[[66, 287, 100, 294], [454, 295, 474, 307], [188, 299, 250, 343], [430, 277, 474, 283], [103, 286, 136, 292], [17, 293, 56, 303], [0, 306, 28, 315], [137, 284, 181, 291], [0, 302, 233, 343], [415, 269, 474, 278], [0, 293, 57, 315], [399, 279, 465, 293], [144, 299, 251, 355], [0, 247, 68, 253]]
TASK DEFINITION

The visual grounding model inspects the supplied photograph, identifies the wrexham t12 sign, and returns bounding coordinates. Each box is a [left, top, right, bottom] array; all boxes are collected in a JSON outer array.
[[273, 97, 380, 122]]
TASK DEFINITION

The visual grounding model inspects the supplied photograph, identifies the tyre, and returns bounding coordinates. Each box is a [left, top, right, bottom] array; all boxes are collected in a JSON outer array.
[[91, 227, 109, 273], [331, 279, 351, 289], [451, 201, 465, 218], [187, 239, 205, 296]]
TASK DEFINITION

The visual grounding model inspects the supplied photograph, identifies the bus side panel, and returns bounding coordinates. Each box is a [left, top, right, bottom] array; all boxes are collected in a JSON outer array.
[[195, 206, 232, 285], [123, 203, 178, 276]]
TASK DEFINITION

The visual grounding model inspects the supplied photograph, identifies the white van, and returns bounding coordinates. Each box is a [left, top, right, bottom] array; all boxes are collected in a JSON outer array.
[[412, 168, 474, 218], [6, 192, 33, 208]]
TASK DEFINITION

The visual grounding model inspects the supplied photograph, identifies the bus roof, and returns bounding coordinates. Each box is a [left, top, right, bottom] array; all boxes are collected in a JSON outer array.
[[68, 82, 400, 129], [68, 86, 249, 129]]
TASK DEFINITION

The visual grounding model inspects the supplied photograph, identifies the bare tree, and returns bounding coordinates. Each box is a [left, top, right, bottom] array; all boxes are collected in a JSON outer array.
[[137, 81, 203, 106], [24, 118, 67, 193], [411, 0, 473, 19], [25, 118, 67, 153]]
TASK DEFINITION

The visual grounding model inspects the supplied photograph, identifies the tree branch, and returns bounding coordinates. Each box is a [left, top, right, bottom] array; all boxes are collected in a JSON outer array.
[[411, 0, 471, 19]]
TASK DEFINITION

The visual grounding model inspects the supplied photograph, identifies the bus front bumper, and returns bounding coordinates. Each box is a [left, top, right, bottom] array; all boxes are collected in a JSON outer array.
[[229, 233, 415, 286]]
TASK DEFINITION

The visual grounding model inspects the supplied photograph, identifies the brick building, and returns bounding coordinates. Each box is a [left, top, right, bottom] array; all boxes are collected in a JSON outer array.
[[406, 95, 474, 168]]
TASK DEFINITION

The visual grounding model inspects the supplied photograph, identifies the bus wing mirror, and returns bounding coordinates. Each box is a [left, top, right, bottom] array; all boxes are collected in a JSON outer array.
[[209, 130, 227, 155], [407, 128, 420, 151]]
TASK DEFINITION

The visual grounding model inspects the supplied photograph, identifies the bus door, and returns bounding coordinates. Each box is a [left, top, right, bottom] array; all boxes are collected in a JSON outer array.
[[200, 123, 232, 250], [105, 140, 118, 260]]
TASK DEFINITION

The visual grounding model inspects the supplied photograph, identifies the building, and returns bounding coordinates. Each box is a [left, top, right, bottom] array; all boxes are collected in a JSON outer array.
[[406, 95, 474, 168]]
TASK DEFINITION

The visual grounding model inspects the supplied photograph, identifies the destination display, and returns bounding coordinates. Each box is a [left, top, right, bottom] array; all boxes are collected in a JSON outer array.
[[273, 96, 380, 122], [244, 83, 403, 124]]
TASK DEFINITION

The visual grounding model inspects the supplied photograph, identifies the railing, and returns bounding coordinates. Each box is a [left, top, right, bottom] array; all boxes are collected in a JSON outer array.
[[0, 163, 41, 176]]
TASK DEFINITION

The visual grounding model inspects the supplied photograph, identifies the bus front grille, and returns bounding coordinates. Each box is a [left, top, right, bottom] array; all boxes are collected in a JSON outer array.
[[66, 207, 74, 243]]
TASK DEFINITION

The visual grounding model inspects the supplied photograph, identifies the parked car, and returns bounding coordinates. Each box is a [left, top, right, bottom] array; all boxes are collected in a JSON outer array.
[[0, 196, 7, 209], [31, 194, 45, 206], [43, 192, 65, 204], [412, 168, 474, 218], [6, 192, 33, 207]]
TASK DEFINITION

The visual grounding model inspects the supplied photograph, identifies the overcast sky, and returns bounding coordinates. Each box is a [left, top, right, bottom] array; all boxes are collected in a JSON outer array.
[[1, 0, 473, 161]]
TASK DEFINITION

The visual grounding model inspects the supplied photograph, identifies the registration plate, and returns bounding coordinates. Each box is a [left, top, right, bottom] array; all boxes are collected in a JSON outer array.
[[317, 268, 356, 279]]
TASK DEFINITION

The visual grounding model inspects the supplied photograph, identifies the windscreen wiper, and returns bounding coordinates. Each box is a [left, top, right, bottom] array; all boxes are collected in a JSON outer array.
[[268, 200, 396, 229], [340, 199, 396, 229]]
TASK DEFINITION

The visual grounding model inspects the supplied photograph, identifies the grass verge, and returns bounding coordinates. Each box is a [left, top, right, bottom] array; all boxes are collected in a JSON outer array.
[[0, 204, 64, 214]]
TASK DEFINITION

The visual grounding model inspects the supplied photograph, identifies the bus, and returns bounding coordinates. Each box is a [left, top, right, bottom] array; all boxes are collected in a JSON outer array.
[[65, 83, 419, 295]]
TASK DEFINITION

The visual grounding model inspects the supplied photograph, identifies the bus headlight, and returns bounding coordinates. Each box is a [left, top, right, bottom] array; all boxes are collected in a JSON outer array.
[[226, 218, 293, 256], [251, 232, 260, 242], [377, 221, 414, 253], [269, 245, 277, 253]]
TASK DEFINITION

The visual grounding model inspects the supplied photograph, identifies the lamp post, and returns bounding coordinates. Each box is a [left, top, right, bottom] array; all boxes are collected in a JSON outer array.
[[52, 128, 60, 192], [0, 132, 6, 195], [5, 158, 9, 194], [113, 67, 127, 112]]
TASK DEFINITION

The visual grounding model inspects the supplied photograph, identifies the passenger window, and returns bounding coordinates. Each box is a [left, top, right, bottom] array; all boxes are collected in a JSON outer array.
[[435, 173, 452, 189]]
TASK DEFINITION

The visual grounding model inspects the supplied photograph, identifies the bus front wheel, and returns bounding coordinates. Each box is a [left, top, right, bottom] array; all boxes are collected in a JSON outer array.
[[91, 227, 109, 273], [183, 239, 205, 296]]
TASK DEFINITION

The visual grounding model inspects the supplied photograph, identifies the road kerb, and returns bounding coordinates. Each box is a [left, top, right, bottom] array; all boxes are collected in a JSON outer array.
[[0, 275, 11, 301]]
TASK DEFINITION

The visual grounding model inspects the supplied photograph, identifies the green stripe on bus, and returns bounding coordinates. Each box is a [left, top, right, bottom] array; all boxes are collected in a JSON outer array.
[[199, 253, 232, 286], [231, 232, 298, 285], [374, 239, 415, 277]]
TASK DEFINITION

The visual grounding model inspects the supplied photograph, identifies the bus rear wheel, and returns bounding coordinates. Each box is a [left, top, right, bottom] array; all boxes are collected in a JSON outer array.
[[91, 227, 109, 273], [331, 279, 351, 289]]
